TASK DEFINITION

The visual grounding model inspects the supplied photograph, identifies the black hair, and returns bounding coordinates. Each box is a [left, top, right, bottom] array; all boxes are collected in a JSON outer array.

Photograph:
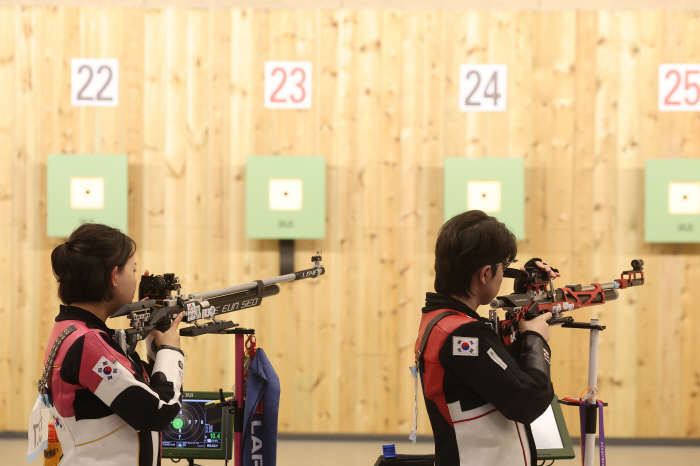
[[434, 210, 517, 298], [51, 224, 136, 304]]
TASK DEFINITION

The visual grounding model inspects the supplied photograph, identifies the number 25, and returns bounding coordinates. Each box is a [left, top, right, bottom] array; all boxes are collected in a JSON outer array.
[[664, 69, 700, 106]]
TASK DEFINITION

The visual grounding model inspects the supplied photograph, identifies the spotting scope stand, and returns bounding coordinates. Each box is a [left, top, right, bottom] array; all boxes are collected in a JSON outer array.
[[558, 319, 606, 466]]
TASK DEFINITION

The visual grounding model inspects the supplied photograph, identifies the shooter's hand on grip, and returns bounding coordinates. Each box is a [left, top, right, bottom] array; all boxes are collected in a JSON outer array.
[[521, 312, 553, 342], [152, 312, 184, 349]]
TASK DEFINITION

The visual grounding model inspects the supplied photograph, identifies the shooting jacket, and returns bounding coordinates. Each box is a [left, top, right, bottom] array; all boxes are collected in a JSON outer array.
[[42, 305, 184, 466], [415, 293, 554, 466]]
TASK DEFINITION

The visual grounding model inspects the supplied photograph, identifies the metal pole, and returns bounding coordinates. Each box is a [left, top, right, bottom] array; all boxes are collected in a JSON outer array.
[[234, 334, 244, 466], [585, 319, 600, 466]]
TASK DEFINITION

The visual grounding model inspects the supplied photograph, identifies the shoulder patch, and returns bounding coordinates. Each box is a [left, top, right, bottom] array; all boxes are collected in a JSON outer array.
[[92, 356, 122, 384], [453, 336, 479, 356], [487, 348, 508, 370]]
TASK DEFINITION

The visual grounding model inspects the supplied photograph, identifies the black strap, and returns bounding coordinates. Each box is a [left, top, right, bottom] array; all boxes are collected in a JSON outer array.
[[415, 311, 458, 371], [38, 325, 77, 396]]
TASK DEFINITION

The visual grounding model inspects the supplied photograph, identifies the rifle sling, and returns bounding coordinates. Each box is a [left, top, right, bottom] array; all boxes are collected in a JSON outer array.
[[416, 311, 459, 372], [38, 325, 77, 396]]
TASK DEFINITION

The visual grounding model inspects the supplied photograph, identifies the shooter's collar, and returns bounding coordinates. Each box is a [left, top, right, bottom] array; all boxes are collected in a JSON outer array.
[[56, 305, 114, 337], [422, 292, 488, 324]]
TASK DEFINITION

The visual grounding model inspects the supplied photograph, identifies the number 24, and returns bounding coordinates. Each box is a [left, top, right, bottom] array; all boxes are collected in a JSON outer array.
[[465, 70, 501, 106]]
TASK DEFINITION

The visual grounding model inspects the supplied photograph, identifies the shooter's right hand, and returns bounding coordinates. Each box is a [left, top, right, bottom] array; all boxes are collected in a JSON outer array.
[[152, 312, 184, 349], [520, 312, 552, 342]]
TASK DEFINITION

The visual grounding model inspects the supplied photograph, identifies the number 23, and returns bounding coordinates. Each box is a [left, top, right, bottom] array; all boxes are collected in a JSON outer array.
[[270, 67, 306, 103]]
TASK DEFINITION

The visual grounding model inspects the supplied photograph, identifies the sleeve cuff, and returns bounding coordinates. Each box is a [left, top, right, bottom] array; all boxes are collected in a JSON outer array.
[[153, 346, 185, 393], [157, 345, 184, 356]]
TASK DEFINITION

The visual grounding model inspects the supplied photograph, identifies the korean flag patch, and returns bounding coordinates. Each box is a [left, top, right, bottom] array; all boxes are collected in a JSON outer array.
[[453, 336, 479, 356], [92, 356, 122, 384]]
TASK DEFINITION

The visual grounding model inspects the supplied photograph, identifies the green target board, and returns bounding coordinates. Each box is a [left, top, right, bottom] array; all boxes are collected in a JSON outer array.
[[444, 158, 525, 240], [246, 156, 326, 239], [46, 154, 129, 237], [645, 159, 700, 243]]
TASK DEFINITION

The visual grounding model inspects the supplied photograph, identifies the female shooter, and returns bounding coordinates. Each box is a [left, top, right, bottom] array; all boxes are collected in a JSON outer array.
[[40, 223, 184, 466]]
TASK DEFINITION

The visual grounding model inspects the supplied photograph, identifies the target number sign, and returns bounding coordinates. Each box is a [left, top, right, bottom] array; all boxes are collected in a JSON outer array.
[[71, 59, 119, 107], [264, 61, 312, 109], [659, 64, 700, 111], [459, 64, 507, 112]]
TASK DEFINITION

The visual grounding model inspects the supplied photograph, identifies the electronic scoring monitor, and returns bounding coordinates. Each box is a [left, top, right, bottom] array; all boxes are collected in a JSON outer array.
[[532, 395, 576, 460], [161, 391, 234, 462]]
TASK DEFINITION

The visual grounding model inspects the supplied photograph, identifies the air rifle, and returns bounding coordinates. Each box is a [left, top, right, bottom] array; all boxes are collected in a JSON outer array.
[[489, 259, 644, 345], [110, 250, 325, 354]]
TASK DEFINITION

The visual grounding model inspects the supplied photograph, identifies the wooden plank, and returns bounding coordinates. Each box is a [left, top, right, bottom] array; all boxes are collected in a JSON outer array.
[[77, 7, 96, 153], [268, 9, 309, 433], [122, 7, 145, 242], [398, 10, 426, 436], [634, 9, 662, 438], [13, 5, 40, 428], [652, 10, 687, 438], [681, 244, 700, 437], [508, 11, 534, 261], [442, 11, 467, 160], [464, 12, 488, 159], [179, 8, 211, 388], [610, 11, 641, 436], [353, 8, 382, 433], [680, 11, 700, 438], [531, 10, 577, 424], [13, 0, 700, 11], [485, 11, 511, 160], [590, 11, 620, 433], [96, 7, 123, 156], [288, 10, 329, 434], [0, 6, 14, 431], [36, 6, 65, 411], [246, 8, 276, 399], [377, 8, 403, 434], [162, 7, 187, 282], [206, 1, 232, 393], [568, 9, 598, 436], [142, 8, 166, 287], [312, 8, 340, 433], [331, 9, 360, 432]]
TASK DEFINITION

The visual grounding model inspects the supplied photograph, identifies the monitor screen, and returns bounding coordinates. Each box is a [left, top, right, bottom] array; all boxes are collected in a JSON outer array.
[[532, 395, 575, 460], [161, 391, 234, 461]]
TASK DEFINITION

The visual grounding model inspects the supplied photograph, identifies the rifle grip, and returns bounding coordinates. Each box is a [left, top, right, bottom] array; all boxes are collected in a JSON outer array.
[[523, 302, 540, 320], [155, 319, 171, 333]]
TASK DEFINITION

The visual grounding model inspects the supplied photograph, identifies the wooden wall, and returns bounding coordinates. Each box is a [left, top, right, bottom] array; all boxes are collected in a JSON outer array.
[[2, 6, 700, 439]]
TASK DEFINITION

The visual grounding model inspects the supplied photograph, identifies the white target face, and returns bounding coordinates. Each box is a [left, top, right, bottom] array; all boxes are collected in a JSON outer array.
[[163, 402, 208, 443], [467, 180, 502, 213], [669, 182, 700, 214]]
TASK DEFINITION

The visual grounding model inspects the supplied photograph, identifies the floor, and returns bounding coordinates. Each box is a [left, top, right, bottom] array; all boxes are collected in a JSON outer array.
[[4, 437, 700, 466]]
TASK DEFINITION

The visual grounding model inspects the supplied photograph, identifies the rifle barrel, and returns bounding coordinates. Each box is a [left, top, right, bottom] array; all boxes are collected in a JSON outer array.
[[578, 282, 618, 292], [197, 266, 324, 300]]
